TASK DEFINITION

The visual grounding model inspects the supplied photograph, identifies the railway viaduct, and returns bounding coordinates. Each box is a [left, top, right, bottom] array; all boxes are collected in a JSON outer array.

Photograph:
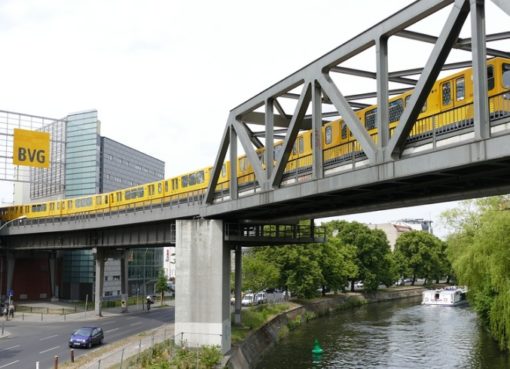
[[1, 0, 510, 353]]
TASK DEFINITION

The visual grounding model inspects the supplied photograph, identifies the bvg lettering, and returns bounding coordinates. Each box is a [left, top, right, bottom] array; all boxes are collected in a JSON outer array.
[[18, 148, 46, 164]]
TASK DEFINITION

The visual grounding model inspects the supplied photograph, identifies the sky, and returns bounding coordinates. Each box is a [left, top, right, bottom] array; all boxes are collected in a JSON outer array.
[[0, 0, 508, 238]]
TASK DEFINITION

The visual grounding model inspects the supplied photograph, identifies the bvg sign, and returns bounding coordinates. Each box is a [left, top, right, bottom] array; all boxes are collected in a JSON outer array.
[[13, 128, 50, 168]]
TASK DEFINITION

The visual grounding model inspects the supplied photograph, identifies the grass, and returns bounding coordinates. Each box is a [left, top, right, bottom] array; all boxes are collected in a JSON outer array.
[[231, 303, 291, 343]]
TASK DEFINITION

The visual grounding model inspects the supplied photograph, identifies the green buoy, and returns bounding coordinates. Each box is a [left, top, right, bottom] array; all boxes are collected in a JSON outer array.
[[312, 338, 324, 355]]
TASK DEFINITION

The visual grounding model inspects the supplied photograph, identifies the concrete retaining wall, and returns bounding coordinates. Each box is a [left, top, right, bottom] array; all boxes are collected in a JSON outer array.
[[225, 287, 424, 369]]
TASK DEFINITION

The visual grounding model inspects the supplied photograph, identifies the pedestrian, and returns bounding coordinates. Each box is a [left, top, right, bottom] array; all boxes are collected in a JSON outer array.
[[8, 302, 14, 319]]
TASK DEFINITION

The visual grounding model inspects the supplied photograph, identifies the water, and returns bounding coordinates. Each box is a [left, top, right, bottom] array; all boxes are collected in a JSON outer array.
[[256, 298, 509, 369]]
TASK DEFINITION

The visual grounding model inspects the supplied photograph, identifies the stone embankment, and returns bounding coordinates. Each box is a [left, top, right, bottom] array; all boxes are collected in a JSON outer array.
[[225, 287, 424, 369]]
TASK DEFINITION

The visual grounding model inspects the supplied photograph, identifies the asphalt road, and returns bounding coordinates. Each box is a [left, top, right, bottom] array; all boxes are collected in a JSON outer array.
[[0, 306, 174, 369]]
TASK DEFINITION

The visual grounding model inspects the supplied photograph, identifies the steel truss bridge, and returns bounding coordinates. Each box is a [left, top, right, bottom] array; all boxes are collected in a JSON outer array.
[[1, 0, 510, 247]]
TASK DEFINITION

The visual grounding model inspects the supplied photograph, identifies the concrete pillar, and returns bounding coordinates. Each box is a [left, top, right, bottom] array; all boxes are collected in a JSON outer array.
[[49, 252, 58, 301], [94, 248, 105, 317], [6, 252, 15, 298], [175, 219, 231, 353], [234, 245, 242, 325], [120, 249, 129, 312]]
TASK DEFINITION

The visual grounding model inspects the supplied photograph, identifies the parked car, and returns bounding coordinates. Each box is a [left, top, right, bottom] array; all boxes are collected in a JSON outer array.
[[255, 291, 267, 304], [241, 293, 255, 306], [69, 327, 104, 348]]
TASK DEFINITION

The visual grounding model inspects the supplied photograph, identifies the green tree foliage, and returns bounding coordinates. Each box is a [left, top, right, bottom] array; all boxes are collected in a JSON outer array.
[[444, 197, 510, 350], [394, 230, 446, 285], [155, 269, 168, 306], [329, 220, 394, 292], [242, 249, 280, 293]]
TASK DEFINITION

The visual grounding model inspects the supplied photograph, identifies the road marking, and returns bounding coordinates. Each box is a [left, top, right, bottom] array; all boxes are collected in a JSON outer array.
[[126, 316, 136, 320], [105, 328, 119, 333], [40, 334, 58, 341], [0, 345, 20, 352], [101, 320, 115, 325], [129, 322, 142, 327], [39, 346, 60, 354], [0, 360, 19, 368]]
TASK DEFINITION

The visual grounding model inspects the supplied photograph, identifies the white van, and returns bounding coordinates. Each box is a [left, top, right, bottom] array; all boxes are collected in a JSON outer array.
[[241, 293, 254, 306]]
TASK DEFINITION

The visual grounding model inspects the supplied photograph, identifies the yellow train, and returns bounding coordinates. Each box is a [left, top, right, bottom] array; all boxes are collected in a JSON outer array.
[[1, 57, 510, 222]]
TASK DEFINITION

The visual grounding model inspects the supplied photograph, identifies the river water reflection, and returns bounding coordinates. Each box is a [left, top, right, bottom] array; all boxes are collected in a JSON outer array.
[[256, 297, 509, 369]]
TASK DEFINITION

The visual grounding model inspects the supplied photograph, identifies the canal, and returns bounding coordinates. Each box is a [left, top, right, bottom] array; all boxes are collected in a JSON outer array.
[[256, 297, 509, 369]]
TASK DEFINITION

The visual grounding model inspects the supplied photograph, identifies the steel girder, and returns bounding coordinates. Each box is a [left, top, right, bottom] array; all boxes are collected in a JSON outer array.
[[205, 0, 510, 204]]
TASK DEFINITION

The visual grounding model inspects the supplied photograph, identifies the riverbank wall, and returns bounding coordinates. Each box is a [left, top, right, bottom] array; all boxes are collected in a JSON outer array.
[[225, 287, 424, 369]]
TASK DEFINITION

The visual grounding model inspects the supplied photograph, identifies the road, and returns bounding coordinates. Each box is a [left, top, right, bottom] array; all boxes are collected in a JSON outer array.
[[0, 306, 174, 369]]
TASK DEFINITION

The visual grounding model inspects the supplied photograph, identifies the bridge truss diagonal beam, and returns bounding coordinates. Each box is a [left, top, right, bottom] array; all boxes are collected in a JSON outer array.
[[387, 0, 471, 159]]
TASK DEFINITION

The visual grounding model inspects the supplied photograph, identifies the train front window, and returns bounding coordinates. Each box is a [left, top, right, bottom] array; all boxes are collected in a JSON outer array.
[[196, 171, 205, 184], [456, 77, 465, 101], [221, 164, 226, 177], [442, 81, 451, 105], [503, 64, 510, 88], [487, 65, 495, 90]]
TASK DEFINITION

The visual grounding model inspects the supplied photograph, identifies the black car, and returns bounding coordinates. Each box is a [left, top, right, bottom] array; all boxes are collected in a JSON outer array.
[[69, 327, 104, 348]]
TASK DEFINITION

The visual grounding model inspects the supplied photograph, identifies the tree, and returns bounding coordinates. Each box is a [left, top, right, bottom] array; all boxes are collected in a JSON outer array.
[[242, 249, 279, 293], [155, 269, 168, 306], [444, 196, 510, 350], [329, 220, 393, 292], [394, 231, 446, 285]]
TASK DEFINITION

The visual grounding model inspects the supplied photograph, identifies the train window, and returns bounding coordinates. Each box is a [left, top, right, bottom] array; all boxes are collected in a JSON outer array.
[[442, 81, 451, 105], [31, 204, 47, 212], [298, 136, 304, 154], [503, 64, 510, 88], [239, 157, 247, 171], [389, 99, 404, 122], [273, 146, 282, 161], [148, 184, 155, 196], [365, 109, 376, 130], [181, 175, 188, 188], [57, 202, 60, 210], [221, 164, 227, 177], [116, 192, 122, 202], [189, 173, 196, 186], [158, 183, 162, 193], [197, 171, 205, 184], [50, 203, 55, 211], [456, 77, 465, 101], [75, 198, 92, 208], [405, 95, 427, 113], [67, 200, 73, 210], [325, 126, 332, 144], [488, 65, 494, 90], [96, 196, 102, 205], [341, 123, 347, 139]]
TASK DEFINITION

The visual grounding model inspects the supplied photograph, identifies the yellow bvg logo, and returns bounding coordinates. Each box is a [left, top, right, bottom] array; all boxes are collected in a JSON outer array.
[[13, 128, 50, 168]]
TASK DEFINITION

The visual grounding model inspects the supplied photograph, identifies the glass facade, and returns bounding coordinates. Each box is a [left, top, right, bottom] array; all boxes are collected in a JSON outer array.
[[65, 111, 100, 197]]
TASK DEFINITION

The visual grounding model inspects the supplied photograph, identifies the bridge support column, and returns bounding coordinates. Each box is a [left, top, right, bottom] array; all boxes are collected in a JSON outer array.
[[94, 248, 105, 317], [49, 252, 58, 301], [175, 219, 231, 353], [234, 245, 242, 325], [120, 249, 129, 312]]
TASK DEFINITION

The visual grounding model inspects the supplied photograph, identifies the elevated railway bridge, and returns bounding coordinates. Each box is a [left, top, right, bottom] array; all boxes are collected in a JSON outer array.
[[1, 0, 510, 353]]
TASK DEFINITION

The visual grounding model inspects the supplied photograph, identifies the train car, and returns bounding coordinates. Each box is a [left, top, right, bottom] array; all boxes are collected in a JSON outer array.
[[1, 58, 509, 223]]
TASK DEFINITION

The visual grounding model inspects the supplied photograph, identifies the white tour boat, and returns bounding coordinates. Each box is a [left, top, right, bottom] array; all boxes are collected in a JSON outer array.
[[422, 286, 468, 306]]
